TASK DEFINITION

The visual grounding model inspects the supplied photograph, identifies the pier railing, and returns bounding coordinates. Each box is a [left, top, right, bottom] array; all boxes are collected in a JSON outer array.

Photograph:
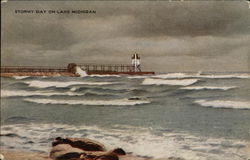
[[0, 66, 68, 73], [77, 64, 135, 72], [1, 64, 139, 73]]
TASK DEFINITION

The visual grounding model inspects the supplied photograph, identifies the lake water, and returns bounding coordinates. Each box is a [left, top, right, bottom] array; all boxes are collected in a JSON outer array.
[[1, 72, 250, 160]]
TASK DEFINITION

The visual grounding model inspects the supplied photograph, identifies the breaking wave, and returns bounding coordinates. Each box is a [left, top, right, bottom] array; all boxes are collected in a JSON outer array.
[[24, 80, 115, 88], [194, 100, 250, 109], [1, 90, 85, 98], [197, 74, 250, 79], [88, 74, 121, 78], [1, 123, 249, 160], [142, 78, 199, 86], [24, 98, 150, 106], [154, 73, 250, 79], [75, 66, 88, 77], [13, 76, 30, 80], [153, 73, 198, 79], [181, 86, 237, 91]]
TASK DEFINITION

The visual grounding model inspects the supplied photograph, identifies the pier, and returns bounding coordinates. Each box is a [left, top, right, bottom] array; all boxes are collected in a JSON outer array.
[[0, 65, 75, 77], [0, 66, 68, 73], [77, 64, 134, 73], [0, 54, 155, 76], [0, 64, 138, 74]]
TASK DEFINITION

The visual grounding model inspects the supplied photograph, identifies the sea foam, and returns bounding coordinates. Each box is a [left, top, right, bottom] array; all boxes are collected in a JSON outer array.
[[75, 66, 88, 77], [24, 98, 150, 106], [13, 76, 30, 80], [142, 78, 199, 86], [24, 80, 114, 88], [152, 73, 197, 79], [197, 74, 250, 79], [1, 123, 249, 160], [154, 73, 250, 79], [195, 100, 250, 109], [88, 74, 121, 78], [181, 86, 237, 91]]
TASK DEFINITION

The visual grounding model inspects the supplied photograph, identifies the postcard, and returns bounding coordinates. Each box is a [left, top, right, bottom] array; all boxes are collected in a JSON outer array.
[[1, 1, 250, 160]]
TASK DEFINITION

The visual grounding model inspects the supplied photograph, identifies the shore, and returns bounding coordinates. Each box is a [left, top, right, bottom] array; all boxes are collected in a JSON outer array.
[[0, 149, 156, 160], [1, 143, 250, 160], [0, 149, 51, 160], [1, 136, 250, 160]]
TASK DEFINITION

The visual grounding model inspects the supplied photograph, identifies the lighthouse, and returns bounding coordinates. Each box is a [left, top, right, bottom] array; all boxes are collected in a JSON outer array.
[[131, 53, 141, 72]]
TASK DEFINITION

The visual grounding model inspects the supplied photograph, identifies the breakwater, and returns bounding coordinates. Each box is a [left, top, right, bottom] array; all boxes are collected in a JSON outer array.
[[0, 63, 154, 77], [1, 66, 68, 73], [0, 64, 77, 77]]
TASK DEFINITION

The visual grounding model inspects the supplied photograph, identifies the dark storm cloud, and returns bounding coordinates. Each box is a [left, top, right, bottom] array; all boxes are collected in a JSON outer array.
[[66, 35, 250, 59], [1, 1, 250, 71], [2, 15, 78, 50], [124, 2, 250, 37], [53, 1, 250, 37], [2, 1, 250, 43], [4, 1, 250, 39]]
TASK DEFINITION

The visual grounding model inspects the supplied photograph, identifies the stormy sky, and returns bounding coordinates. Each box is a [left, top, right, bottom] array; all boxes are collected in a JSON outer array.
[[1, 1, 250, 72]]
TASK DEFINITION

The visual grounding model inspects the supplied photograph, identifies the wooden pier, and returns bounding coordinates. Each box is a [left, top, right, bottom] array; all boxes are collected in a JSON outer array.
[[77, 64, 134, 73], [0, 66, 68, 73], [0, 65, 75, 77], [76, 64, 154, 75], [0, 63, 154, 77]]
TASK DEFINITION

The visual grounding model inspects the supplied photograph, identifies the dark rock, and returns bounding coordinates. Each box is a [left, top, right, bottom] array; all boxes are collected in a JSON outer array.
[[57, 152, 82, 160], [50, 144, 84, 160], [95, 154, 119, 160], [82, 154, 97, 159], [50, 137, 127, 160], [109, 148, 126, 155], [52, 137, 106, 151], [128, 97, 141, 100]]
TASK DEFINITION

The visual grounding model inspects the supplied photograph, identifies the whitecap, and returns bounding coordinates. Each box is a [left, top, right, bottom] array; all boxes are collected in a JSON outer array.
[[70, 87, 79, 91], [1, 90, 85, 97], [194, 100, 250, 109], [88, 74, 121, 78], [181, 86, 237, 91], [75, 66, 88, 77], [152, 73, 198, 79], [197, 74, 250, 79], [13, 76, 30, 80], [23, 98, 150, 106], [142, 78, 199, 86], [152, 73, 250, 79], [24, 80, 114, 88], [1, 123, 249, 160]]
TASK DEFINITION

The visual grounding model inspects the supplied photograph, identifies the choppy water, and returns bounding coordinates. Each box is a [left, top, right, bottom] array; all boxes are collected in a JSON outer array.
[[1, 72, 250, 160]]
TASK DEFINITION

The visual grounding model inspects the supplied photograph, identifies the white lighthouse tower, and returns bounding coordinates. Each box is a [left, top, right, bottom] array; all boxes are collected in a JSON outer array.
[[131, 53, 141, 72]]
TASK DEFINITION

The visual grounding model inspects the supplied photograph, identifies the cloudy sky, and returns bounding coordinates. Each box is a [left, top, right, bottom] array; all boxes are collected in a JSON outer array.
[[1, 1, 250, 72]]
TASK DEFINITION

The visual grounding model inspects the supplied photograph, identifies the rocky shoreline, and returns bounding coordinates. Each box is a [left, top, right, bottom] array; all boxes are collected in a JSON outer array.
[[0, 137, 185, 160], [0, 149, 159, 160]]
